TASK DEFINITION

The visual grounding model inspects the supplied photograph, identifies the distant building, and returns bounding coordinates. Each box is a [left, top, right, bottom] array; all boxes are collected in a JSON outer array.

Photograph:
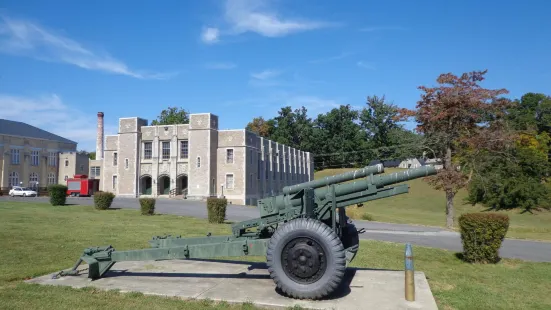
[[0, 119, 88, 192], [398, 158, 426, 169], [91, 112, 314, 205], [424, 158, 444, 170]]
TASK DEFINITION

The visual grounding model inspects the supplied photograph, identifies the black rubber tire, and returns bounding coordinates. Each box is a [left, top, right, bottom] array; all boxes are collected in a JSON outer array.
[[266, 218, 346, 300]]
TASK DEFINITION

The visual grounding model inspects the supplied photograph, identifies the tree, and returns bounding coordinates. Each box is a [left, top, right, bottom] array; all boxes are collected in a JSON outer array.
[[246, 116, 274, 137], [360, 95, 401, 148], [312, 104, 368, 168], [399, 70, 510, 228], [360, 95, 424, 161], [466, 131, 551, 212], [151, 107, 190, 125], [77, 150, 95, 160]]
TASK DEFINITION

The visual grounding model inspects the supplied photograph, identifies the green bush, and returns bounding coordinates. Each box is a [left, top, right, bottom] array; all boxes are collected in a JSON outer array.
[[47, 184, 67, 206], [93, 191, 115, 210], [139, 198, 156, 215], [207, 197, 227, 224], [361, 213, 375, 221], [458, 212, 510, 264]]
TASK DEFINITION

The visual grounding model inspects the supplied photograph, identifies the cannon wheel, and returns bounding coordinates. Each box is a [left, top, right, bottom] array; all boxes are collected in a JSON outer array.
[[266, 218, 346, 299]]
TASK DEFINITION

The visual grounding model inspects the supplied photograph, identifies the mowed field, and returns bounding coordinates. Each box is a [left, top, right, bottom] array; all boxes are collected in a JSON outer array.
[[1, 202, 550, 310], [315, 167, 551, 241]]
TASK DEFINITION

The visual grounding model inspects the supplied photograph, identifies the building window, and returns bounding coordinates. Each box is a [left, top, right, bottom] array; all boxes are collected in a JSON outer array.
[[226, 149, 233, 163], [113, 152, 118, 165], [80, 164, 84, 172], [31, 151, 39, 166], [162, 141, 170, 160], [10, 149, 20, 164], [65, 159, 69, 167], [226, 174, 234, 189], [48, 173, 56, 185], [249, 149, 253, 165], [143, 142, 152, 159], [8, 172, 19, 187], [196, 156, 201, 168], [48, 152, 57, 166], [180, 140, 188, 159], [29, 173, 39, 188], [249, 173, 252, 189], [90, 166, 100, 177], [265, 155, 269, 180], [113, 175, 117, 190], [257, 157, 261, 180], [64, 175, 68, 181], [125, 158, 129, 169]]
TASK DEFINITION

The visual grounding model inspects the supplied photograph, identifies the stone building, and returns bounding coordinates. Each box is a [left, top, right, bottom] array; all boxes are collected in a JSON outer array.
[[92, 112, 314, 205], [0, 119, 88, 192]]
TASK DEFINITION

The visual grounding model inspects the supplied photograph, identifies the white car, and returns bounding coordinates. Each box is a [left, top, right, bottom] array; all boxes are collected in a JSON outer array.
[[9, 186, 37, 197]]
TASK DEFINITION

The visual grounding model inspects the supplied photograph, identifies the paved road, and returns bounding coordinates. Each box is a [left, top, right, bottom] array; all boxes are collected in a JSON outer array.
[[2, 196, 550, 262]]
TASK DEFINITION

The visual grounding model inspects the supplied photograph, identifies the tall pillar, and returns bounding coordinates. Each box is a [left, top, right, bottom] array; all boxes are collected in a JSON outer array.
[[96, 112, 104, 160]]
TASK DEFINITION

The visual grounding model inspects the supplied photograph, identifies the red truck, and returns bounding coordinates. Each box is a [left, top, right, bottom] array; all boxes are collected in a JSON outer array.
[[66, 174, 100, 197]]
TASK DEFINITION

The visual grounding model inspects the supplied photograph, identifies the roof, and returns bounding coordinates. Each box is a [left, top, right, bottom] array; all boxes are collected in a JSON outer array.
[[0, 119, 77, 145]]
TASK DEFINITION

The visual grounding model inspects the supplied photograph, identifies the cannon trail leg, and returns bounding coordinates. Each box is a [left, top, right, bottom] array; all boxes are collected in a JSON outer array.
[[266, 218, 346, 300]]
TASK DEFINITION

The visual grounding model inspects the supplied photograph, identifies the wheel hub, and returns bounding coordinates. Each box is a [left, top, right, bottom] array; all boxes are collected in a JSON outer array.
[[282, 237, 326, 284]]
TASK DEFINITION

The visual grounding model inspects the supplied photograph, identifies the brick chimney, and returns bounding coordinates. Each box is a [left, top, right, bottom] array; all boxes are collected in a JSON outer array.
[[96, 112, 104, 160]]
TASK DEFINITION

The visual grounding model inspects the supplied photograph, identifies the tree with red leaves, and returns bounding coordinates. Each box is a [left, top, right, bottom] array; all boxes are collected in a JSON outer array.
[[399, 70, 511, 228]]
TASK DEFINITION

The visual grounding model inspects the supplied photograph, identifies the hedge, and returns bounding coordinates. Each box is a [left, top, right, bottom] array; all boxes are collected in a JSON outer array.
[[47, 184, 68, 206], [139, 198, 156, 215], [458, 212, 510, 263], [94, 191, 115, 210], [207, 197, 227, 224]]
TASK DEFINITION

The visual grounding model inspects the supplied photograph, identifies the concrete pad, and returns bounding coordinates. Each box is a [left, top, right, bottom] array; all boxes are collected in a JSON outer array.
[[26, 260, 438, 310]]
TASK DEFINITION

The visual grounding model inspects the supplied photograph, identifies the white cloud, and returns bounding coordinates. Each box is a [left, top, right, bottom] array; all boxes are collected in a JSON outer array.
[[0, 12, 176, 79], [205, 62, 236, 69], [250, 69, 281, 80], [308, 52, 354, 64], [0, 93, 116, 151], [201, 27, 220, 43], [202, 0, 337, 43], [357, 61, 375, 70]]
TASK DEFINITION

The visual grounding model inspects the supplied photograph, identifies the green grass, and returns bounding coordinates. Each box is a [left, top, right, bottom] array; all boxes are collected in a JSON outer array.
[[315, 167, 551, 241], [1, 202, 551, 310]]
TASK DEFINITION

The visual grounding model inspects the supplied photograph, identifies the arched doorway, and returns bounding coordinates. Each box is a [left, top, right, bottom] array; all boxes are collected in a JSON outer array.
[[158, 175, 171, 195], [176, 174, 188, 196], [140, 175, 152, 195]]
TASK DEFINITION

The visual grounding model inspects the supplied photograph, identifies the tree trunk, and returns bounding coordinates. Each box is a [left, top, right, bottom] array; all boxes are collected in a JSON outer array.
[[445, 145, 455, 229], [446, 189, 455, 229]]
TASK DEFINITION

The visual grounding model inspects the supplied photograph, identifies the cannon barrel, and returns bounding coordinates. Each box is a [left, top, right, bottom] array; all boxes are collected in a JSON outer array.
[[258, 165, 437, 215], [315, 164, 436, 198], [282, 164, 384, 195]]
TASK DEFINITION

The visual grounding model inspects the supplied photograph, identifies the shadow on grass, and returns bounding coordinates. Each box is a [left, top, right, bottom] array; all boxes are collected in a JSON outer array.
[[454, 252, 503, 264]]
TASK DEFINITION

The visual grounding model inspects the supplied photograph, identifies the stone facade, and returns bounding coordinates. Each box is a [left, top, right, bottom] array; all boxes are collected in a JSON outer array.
[[94, 113, 314, 205], [0, 133, 83, 191]]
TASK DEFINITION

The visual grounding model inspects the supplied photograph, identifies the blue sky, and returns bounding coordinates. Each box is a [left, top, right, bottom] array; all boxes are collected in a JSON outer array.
[[0, 0, 550, 152]]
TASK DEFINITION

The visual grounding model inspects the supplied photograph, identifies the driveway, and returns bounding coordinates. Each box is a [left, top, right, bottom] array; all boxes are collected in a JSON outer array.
[[2, 196, 550, 263]]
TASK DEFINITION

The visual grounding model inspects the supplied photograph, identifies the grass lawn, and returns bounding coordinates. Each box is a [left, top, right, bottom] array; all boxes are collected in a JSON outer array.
[[315, 167, 551, 241], [1, 202, 550, 310]]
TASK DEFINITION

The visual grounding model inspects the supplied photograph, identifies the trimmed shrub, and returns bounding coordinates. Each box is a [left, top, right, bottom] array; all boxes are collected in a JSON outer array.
[[207, 197, 227, 224], [94, 191, 115, 210], [47, 184, 68, 206], [458, 212, 510, 264], [139, 198, 156, 215]]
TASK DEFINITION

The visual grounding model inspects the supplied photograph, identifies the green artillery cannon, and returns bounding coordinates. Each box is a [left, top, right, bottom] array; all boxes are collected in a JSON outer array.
[[57, 164, 436, 300]]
